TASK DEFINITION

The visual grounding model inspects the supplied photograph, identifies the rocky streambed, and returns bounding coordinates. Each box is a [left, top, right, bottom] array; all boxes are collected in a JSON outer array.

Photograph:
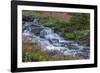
[[22, 16, 90, 62]]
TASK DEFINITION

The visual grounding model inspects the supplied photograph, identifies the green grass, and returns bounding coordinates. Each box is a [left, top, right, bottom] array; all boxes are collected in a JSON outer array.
[[63, 30, 89, 40]]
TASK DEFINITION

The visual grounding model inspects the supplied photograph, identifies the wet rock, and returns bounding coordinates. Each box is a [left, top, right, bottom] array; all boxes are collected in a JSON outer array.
[[23, 16, 33, 22]]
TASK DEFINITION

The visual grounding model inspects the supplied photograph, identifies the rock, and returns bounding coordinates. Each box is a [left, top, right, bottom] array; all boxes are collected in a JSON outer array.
[[23, 16, 40, 22], [22, 35, 33, 43], [43, 50, 59, 56], [51, 52, 65, 60], [23, 16, 33, 22]]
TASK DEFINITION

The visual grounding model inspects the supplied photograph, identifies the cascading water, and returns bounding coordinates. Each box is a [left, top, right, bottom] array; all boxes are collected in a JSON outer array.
[[22, 16, 90, 59]]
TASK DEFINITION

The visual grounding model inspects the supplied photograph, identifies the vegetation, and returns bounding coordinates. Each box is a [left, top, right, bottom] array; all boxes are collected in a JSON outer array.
[[22, 42, 49, 62], [22, 10, 90, 62]]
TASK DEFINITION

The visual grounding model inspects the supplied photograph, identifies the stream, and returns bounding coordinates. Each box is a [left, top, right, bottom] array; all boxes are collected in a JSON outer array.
[[22, 16, 90, 59]]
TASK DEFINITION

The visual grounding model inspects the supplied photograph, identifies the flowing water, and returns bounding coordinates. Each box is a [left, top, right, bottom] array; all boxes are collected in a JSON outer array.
[[22, 16, 90, 59]]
